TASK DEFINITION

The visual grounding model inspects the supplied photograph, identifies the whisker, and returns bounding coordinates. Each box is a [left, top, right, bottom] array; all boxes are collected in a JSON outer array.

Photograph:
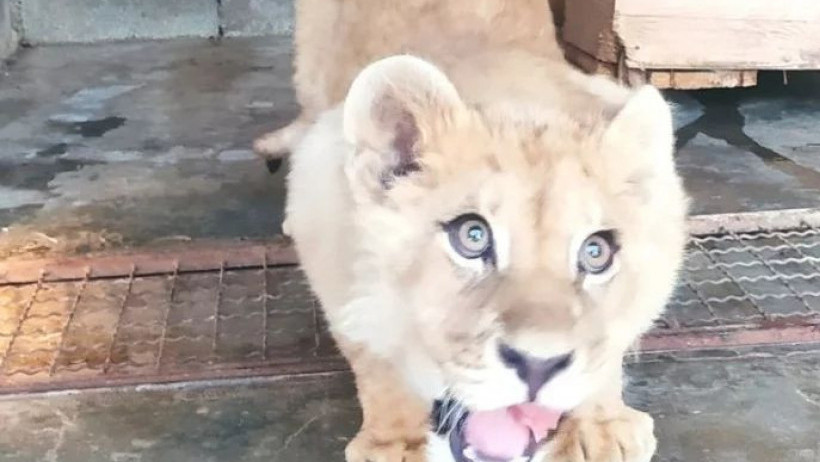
[[448, 401, 467, 439], [436, 393, 460, 434]]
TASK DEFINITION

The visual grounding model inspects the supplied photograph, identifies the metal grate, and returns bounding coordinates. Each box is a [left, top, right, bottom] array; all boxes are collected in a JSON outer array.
[[667, 228, 820, 327], [637, 227, 820, 352], [0, 262, 343, 394], [1, 228, 819, 394]]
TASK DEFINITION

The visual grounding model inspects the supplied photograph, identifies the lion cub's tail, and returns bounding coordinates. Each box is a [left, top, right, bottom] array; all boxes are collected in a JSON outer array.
[[253, 117, 312, 173]]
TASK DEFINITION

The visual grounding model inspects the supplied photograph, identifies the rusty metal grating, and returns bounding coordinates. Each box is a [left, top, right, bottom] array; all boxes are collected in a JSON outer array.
[[0, 263, 343, 394], [1, 228, 820, 394]]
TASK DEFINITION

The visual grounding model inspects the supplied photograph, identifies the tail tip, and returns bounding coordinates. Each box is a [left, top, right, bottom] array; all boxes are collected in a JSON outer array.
[[266, 157, 284, 174]]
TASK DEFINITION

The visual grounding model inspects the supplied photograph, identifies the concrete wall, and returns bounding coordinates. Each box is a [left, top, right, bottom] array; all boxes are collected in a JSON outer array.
[[0, 0, 17, 59], [222, 0, 293, 37], [16, 0, 293, 45]]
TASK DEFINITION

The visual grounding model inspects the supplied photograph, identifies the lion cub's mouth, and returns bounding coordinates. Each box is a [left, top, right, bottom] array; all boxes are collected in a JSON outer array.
[[433, 398, 563, 462]]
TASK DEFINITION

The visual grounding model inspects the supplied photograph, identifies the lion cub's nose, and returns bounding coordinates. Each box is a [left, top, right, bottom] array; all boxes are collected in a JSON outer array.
[[498, 344, 573, 400]]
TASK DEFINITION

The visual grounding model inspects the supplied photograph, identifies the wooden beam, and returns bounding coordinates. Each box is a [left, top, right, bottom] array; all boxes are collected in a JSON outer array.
[[615, 0, 820, 70], [563, 42, 616, 77], [548, 0, 566, 29], [616, 0, 814, 22], [562, 0, 619, 63], [564, 43, 758, 90], [646, 69, 758, 90]]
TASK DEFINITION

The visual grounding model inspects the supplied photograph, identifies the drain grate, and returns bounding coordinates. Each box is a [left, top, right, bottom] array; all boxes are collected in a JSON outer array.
[[1, 228, 819, 394]]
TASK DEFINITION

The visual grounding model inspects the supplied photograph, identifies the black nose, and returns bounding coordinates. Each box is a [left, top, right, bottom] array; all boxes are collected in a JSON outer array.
[[498, 344, 573, 400]]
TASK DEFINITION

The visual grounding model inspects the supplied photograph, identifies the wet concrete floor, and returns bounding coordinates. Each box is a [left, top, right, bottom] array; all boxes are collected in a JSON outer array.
[[672, 73, 820, 216], [1, 346, 819, 462], [1, 38, 820, 257], [0, 38, 295, 258], [1, 36, 820, 462]]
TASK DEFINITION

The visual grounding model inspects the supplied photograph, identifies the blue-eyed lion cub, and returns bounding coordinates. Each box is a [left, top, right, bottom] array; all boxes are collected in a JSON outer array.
[[265, 1, 688, 461]]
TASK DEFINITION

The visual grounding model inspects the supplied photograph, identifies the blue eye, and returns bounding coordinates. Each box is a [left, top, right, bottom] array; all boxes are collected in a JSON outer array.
[[466, 225, 486, 243], [578, 230, 617, 274], [445, 214, 494, 261], [586, 241, 603, 259]]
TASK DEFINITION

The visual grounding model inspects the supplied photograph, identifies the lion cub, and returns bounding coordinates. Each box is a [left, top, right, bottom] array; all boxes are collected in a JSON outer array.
[[276, 2, 689, 462]]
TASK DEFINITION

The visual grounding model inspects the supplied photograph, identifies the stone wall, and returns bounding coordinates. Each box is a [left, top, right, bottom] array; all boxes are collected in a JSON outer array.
[[14, 0, 293, 45], [0, 0, 17, 59]]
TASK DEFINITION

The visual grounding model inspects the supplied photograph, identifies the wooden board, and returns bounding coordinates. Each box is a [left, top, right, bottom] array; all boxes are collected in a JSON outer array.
[[563, 42, 616, 76], [614, 0, 820, 70], [548, 0, 566, 29], [639, 69, 757, 90], [561, 0, 820, 88], [562, 0, 619, 63], [564, 42, 758, 90]]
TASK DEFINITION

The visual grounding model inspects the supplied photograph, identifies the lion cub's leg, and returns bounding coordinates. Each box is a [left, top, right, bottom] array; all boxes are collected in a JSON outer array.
[[546, 403, 656, 462], [339, 339, 429, 462], [545, 369, 656, 462]]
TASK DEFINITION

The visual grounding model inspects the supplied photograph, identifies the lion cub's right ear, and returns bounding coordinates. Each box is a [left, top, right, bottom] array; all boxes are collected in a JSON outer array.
[[343, 55, 464, 190]]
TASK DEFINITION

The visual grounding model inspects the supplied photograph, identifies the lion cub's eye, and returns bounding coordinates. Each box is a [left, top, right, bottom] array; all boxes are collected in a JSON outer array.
[[578, 230, 618, 274], [444, 213, 494, 260]]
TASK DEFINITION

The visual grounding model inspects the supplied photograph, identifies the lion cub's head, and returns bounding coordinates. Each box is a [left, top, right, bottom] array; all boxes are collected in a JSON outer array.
[[340, 55, 688, 458]]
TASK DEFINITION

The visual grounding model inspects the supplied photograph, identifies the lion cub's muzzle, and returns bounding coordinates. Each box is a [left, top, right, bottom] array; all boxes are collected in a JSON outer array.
[[497, 344, 573, 401], [431, 346, 574, 461]]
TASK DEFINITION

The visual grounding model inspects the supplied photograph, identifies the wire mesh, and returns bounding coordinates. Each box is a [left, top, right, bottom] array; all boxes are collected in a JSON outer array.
[[0, 228, 818, 393]]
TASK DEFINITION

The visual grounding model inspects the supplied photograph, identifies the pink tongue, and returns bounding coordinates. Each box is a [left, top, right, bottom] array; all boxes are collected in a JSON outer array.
[[464, 404, 562, 460]]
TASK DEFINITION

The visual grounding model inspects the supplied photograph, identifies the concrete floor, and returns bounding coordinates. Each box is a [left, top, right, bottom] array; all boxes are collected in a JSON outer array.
[[1, 346, 819, 462], [673, 73, 820, 215], [1, 38, 820, 257], [2, 37, 820, 462], [0, 38, 294, 258]]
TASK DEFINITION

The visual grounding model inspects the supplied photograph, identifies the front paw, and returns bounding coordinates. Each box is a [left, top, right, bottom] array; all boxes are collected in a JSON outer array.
[[345, 429, 427, 462], [544, 406, 656, 462]]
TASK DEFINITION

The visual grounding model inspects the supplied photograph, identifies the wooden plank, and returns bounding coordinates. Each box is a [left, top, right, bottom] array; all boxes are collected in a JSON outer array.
[[564, 42, 758, 90], [629, 69, 759, 90], [646, 70, 758, 90], [617, 0, 813, 22], [548, 0, 565, 29], [614, 0, 820, 70], [563, 42, 616, 77], [561, 0, 619, 63]]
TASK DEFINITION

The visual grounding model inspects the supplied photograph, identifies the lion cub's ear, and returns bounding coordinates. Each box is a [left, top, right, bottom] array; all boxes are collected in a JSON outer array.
[[601, 85, 676, 199], [343, 55, 464, 190]]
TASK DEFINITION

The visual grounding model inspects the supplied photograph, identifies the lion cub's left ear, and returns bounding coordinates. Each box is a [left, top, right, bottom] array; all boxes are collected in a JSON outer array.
[[601, 85, 677, 198], [343, 55, 464, 190]]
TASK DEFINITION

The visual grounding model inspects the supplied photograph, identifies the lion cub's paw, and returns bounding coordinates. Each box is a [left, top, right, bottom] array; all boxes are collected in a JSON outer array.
[[345, 430, 427, 462], [546, 406, 656, 462]]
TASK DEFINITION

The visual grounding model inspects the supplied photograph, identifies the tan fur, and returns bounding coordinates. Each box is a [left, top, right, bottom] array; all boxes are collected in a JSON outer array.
[[548, 397, 658, 461], [254, 0, 573, 159], [340, 338, 430, 462], [278, 2, 689, 462]]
